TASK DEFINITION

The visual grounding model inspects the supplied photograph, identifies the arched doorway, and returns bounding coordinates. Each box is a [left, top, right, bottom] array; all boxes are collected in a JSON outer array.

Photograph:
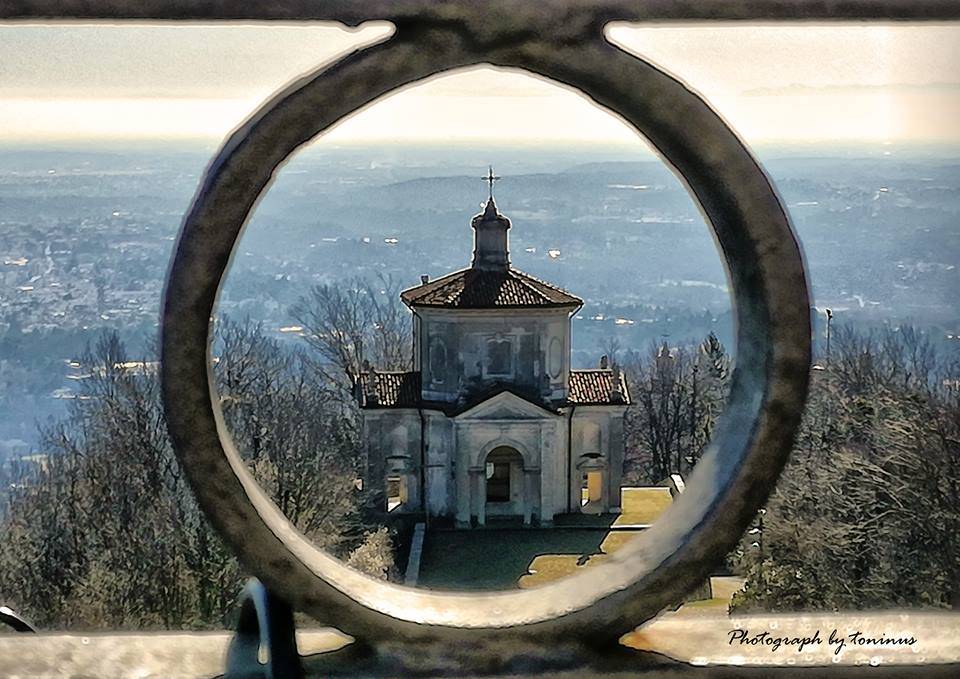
[[484, 446, 524, 520]]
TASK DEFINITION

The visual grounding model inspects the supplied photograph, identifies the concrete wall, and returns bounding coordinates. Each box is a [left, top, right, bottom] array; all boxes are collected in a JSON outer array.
[[363, 410, 422, 513], [568, 407, 628, 514], [363, 399, 626, 523], [416, 308, 572, 403]]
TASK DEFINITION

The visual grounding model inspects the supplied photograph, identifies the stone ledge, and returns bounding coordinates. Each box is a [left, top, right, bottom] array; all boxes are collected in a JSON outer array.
[[623, 610, 960, 669], [1, 611, 957, 678]]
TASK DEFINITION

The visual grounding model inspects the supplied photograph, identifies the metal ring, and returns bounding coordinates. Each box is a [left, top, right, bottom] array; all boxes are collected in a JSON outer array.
[[161, 26, 810, 646], [226, 579, 304, 679]]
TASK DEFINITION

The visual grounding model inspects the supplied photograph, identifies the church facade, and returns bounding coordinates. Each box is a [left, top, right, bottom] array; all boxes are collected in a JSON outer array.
[[357, 190, 629, 526]]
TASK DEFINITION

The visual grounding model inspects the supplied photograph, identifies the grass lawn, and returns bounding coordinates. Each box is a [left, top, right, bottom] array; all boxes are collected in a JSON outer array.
[[416, 489, 677, 591], [417, 528, 612, 590], [616, 487, 674, 526]]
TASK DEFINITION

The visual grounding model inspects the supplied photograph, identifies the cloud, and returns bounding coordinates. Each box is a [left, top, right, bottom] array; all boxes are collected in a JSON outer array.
[[744, 83, 960, 96]]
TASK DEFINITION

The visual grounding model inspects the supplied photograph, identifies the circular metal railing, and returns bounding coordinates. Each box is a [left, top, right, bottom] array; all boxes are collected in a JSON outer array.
[[159, 11, 810, 651]]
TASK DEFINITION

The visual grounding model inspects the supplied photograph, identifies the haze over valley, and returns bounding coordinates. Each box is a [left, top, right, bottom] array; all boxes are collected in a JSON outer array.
[[1, 142, 958, 452]]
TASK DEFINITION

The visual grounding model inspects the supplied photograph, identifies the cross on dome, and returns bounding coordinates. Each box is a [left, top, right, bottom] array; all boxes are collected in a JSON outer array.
[[483, 166, 501, 200]]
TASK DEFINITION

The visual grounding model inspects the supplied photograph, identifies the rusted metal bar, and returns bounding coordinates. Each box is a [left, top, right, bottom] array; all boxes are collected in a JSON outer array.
[[2, 0, 960, 23]]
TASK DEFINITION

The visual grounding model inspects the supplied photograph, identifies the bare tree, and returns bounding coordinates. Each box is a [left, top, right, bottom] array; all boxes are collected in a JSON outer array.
[[831, 325, 937, 393], [292, 274, 412, 395], [0, 319, 397, 630], [621, 333, 730, 484], [215, 318, 365, 546], [732, 324, 960, 613]]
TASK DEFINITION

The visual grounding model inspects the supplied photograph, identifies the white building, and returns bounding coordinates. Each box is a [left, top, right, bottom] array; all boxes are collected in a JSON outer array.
[[358, 193, 629, 526]]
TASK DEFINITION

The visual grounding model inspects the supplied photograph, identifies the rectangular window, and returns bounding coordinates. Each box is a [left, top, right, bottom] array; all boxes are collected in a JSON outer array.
[[587, 470, 603, 504], [386, 475, 406, 511], [429, 336, 447, 384], [581, 471, 603, 506], [486, 338, 513, 376]]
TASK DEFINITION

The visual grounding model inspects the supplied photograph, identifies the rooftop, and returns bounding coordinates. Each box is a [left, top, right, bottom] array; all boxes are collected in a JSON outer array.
[[567, 369, 630, 406], [401, 190, 583, 310], [357, 371, 421, 408], [400, 266, 582, 310], [358, 368, 629, 410]]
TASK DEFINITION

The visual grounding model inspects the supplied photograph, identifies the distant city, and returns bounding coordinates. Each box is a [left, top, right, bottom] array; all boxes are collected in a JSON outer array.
[[1, 142, 958, 454]]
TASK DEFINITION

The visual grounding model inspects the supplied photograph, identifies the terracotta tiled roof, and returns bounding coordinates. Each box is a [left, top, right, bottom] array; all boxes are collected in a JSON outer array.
[[358, 369, 630, 410], [568, 369, 630, 406], [357, 371, 421, 408], [401, 267, 582, 309]]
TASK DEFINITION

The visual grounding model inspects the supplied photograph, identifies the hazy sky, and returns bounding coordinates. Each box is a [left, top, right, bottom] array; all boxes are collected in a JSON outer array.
[[1, 22, 958, 145]]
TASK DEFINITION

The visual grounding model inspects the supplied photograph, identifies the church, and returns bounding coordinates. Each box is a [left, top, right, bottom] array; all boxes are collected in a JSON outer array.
[[357, 175, 630, 526]]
